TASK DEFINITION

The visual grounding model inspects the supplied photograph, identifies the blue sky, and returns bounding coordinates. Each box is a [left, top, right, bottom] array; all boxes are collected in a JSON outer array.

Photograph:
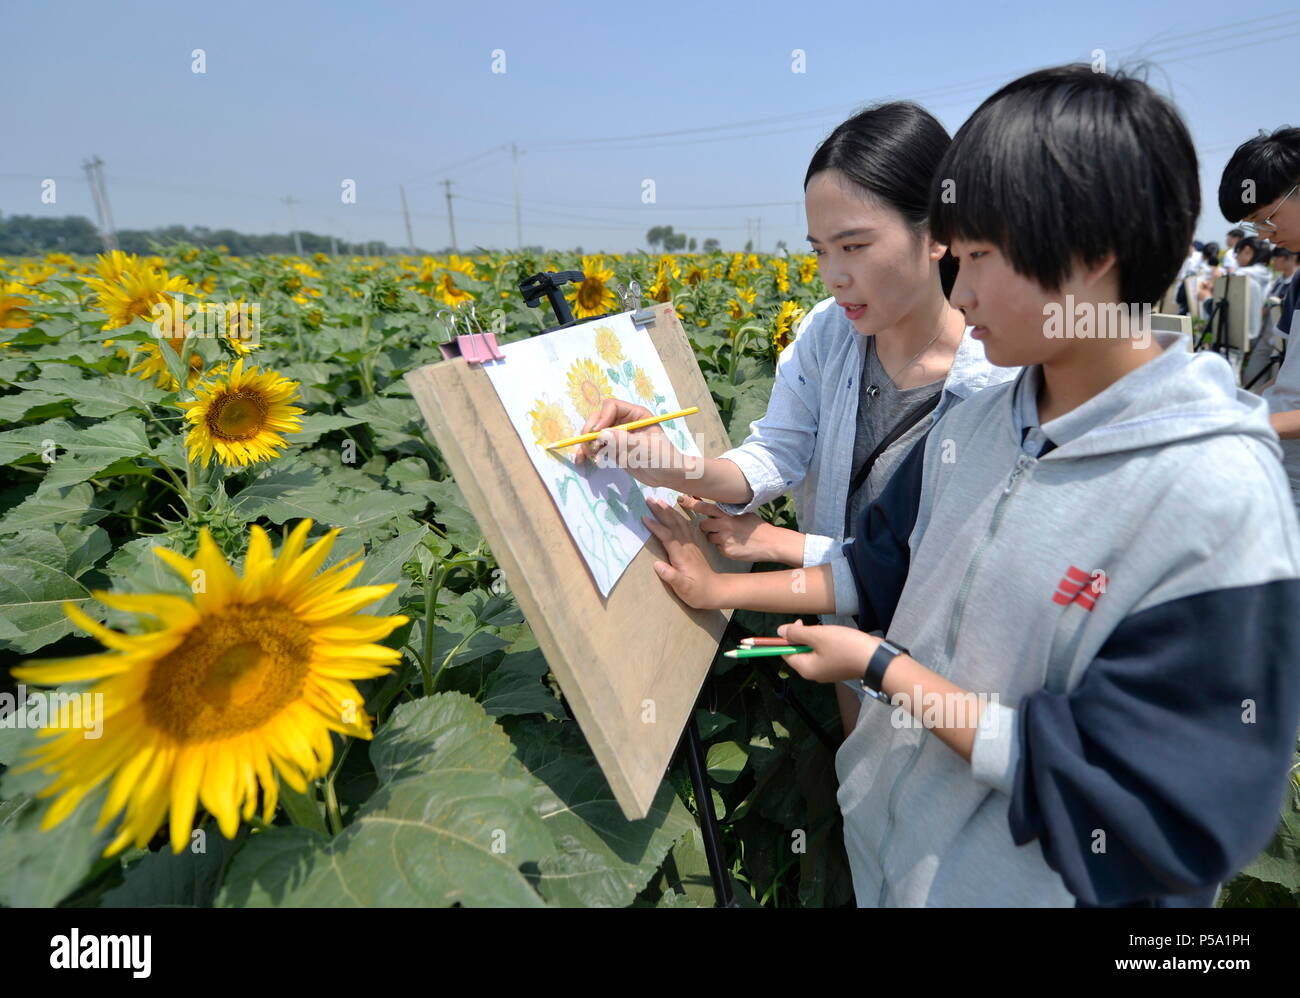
[[5, 0, 1299, 253]]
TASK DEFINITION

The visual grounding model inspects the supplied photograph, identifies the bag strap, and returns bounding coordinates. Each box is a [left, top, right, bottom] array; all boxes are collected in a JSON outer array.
[[844, 391, 943, 535]]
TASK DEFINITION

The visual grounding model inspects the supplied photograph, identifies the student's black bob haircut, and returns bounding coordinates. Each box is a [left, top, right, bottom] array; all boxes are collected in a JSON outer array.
[[929, 64, 1199, 307], [1219, 128, 1300, 223], [806, 101, 958, 297]]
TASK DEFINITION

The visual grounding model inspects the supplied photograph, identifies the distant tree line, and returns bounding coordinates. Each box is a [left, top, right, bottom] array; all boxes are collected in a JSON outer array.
[[0, 214, 410, 257]]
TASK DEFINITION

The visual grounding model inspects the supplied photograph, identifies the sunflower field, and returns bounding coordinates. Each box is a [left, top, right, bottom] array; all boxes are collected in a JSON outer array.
[[0, 245, 853, 908]]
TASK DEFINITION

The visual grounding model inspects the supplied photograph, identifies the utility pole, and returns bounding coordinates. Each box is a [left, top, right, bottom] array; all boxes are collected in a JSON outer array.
[[281, 196, 303, 256], [399, 184, 416, 254], [94, 158, 118, 250], [442, 179, 458, 254], [511, 142, 523, 250], [82, 155, 118, 252]]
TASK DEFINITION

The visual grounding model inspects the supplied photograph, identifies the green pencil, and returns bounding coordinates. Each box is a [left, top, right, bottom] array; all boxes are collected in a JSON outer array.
[[722, 645, 812, 659]]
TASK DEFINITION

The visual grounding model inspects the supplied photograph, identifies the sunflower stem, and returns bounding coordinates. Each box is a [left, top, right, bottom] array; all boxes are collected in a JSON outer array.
[[323, 777, 343, 836], [421, 563, 448, 694], [358, 313, 375, 399]]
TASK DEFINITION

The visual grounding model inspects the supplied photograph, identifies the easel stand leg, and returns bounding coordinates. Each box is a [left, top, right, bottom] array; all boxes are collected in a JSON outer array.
[[681, 713, 737, 908]]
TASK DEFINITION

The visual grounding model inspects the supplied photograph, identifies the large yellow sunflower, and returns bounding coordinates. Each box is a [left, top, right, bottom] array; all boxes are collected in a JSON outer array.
[[567, 255, 618, 318], [178, 359, 304, 468], [9, 520, 409, 856], [81, 251, 194, 331], [528, 398, 576, 460], [565, 357, 612, 420]]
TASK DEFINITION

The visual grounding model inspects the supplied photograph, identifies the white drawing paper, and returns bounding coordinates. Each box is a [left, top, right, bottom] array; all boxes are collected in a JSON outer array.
[[482, 310, 702, 596]]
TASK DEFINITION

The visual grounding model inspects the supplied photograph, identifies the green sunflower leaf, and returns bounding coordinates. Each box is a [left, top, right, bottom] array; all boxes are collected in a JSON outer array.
[[216, 693, 555, 907]]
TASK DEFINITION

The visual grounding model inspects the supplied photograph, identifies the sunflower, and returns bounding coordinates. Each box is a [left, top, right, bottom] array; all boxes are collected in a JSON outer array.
[[128, 336, 206, 391], [433, 271, 473, 307], [632, 366, 656, 403], [528, 398, 576, 460], [0, 281, 33, 329], [9, 519, 409, 856], [18, 262, 57, 285], [593, 325, 624, 366], [177, 359, 304, 468], [565, 357, 612, 420], [683, 261, 708, 287], [727, 286, 757, 320], [772, 258, 790, 294], [567, 255, 618, 318], [444, 254, 478, 279], [82, 251, 194, 330], [648, 261, 674, 303], [199, 298, 260, 356], [773, 300, 806, 354], [798, 254, 819, 284], [90, 249, 135, 284]]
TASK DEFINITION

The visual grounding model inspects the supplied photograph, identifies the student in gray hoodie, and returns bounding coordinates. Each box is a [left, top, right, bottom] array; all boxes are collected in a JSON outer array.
[[640, 64, 1300, 907]]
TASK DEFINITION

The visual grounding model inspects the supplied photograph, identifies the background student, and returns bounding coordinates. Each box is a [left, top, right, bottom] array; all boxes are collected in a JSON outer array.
[[1220, 126, 1300, 512]]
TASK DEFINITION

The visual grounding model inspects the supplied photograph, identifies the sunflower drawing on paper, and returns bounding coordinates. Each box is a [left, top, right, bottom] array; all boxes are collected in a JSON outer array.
[[528, 397, 576, 463], [525, 389, 634, 582], [484, 311, 701, 596], [566, 358, 612, 420], [594, 325, 625, 366]]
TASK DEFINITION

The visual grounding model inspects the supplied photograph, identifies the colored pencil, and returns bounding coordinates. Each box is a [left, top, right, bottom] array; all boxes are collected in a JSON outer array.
[[722, 645, 813, 659], [740, 637, 799, 647], [544, 406, 699, 450]]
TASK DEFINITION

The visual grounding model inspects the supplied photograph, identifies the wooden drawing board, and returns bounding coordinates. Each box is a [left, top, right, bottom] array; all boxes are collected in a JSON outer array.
[[405, 302, 752, 819]]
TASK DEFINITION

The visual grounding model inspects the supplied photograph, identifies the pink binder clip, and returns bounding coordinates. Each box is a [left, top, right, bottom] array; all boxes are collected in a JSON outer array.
[[437, 304, 505, 364]]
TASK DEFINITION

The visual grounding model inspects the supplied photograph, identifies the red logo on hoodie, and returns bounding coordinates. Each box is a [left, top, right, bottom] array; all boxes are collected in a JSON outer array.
[[1052, 565, 1105, 611]]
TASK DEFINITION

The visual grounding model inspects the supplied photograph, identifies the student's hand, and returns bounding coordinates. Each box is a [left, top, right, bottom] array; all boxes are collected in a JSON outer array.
[[776, 619, 880, 684], [574, 397, 685, 488], [677, 496, 796, 565], [641, 496, 729, 610]]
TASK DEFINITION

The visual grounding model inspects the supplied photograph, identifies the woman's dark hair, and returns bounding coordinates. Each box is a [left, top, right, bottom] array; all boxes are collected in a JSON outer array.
[[1219, 127, 1300, 223], [805, 101, 957, 297], [1201, 242, 1220, 267], [1235, 235, 1270, 266], [929, 63, 1200, 306]]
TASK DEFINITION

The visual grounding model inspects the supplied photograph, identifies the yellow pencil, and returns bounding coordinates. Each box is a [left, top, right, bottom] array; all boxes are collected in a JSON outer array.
[[544, 406, 699, 450]]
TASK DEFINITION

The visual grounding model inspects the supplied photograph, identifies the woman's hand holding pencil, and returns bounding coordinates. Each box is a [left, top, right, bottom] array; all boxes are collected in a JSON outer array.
[[571, 398, 692, 488]]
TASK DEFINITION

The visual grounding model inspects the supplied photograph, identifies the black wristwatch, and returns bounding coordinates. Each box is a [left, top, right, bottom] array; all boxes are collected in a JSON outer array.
[[861, 638, 908, 702]]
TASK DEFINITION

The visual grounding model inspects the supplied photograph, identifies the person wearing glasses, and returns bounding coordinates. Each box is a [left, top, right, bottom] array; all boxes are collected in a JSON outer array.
[[1220, 127, 1300, 513]]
